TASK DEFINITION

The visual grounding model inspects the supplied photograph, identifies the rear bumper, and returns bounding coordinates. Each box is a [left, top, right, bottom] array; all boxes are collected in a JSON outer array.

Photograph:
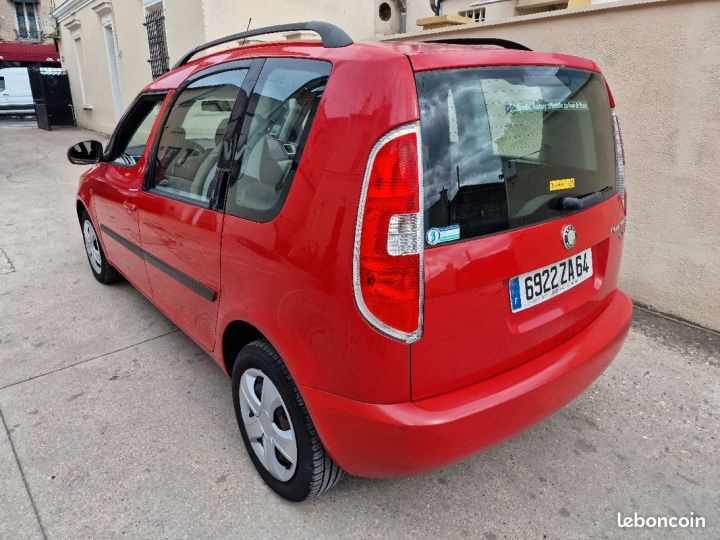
[[302, 290, 632, 478]]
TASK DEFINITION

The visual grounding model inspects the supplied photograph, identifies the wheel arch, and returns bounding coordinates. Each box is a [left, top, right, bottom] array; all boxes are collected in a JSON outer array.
[[76, 199, 88, 224], [221, 319, 266, 377]]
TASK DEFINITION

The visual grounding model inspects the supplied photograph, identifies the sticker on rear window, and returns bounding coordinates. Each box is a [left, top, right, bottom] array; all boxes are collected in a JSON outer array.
[[505, 101, 589, 114], [426, 225, 460, 246], [549, 177, 576, 191]]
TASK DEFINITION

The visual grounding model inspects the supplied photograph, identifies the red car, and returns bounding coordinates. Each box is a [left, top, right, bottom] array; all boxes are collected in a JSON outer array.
[[69, 22, 631, 501]]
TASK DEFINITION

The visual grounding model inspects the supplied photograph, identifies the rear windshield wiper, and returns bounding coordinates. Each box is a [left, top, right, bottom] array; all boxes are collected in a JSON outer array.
[[561, 187, 610, 210]]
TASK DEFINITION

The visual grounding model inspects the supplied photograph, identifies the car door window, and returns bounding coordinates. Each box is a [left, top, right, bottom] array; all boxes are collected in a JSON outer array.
[[151, 69, 248, 206], [226, 58, 331, 222], [108, 96, 165, 167]]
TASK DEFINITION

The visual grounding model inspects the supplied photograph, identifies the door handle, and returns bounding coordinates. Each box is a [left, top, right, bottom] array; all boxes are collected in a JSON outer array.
[[124, 201, 137, 214]]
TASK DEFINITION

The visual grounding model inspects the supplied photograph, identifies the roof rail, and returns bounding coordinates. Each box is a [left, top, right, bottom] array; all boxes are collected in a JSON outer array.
[[426, 38, 532, 51], [172, 21, 353, 69]]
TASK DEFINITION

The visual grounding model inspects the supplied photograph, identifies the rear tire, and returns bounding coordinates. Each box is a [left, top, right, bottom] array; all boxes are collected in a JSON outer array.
[[80, 211, 121, 284], [232, 340, 345, 501]]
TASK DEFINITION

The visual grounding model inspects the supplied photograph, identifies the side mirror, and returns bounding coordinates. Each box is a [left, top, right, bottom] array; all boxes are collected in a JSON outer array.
[[67, 140, 104, 165]]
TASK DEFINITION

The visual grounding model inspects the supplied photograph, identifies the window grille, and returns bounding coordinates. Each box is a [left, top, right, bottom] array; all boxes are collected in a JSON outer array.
[[144, 9, 169, 79], [15, 1, 40, 41]]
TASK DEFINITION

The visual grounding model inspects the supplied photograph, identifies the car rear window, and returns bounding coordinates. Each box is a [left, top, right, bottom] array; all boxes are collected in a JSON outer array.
[[416, 66, 615, 246]]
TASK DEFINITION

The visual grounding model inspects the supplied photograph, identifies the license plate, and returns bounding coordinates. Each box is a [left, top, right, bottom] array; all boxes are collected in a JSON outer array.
[[509, 249, 593, 313]]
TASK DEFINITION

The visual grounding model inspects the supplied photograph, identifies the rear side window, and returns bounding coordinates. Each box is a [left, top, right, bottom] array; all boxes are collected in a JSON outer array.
[[226, 58, 331, 222], [0, 77, 5, 92], [416, 67, 615, 245]]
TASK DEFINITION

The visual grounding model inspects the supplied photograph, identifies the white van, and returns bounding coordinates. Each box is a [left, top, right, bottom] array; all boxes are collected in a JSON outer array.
[[0, 67, 34, 116]]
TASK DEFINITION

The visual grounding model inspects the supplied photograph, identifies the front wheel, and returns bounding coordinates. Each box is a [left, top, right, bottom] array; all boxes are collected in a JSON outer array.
[[80, 211, 121, 284], [232, 340, 345, 501]]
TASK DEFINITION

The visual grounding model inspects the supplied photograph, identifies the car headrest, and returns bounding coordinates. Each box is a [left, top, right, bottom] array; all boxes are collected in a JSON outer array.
[[215, 118, 229, 146]]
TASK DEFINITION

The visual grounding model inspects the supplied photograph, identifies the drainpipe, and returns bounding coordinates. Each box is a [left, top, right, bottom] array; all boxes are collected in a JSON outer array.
[[398, 0, 407, 33]]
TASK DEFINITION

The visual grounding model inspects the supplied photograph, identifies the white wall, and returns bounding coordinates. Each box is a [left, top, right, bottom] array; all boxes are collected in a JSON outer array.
[[56, 0, 385, 134], [201, 0, 378, 42], [406, 0, 517, 32], [391, 0, 720, 331]]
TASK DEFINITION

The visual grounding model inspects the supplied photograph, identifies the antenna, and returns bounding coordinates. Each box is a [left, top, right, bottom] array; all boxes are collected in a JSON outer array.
[[240, 18, 252, 47]]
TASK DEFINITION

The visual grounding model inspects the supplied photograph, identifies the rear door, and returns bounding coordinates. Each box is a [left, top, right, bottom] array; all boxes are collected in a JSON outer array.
[[138, 61, 259, 351], [14, 68, 33, 108], [412, 65, 625, 399], [0, 70, 8, 111]]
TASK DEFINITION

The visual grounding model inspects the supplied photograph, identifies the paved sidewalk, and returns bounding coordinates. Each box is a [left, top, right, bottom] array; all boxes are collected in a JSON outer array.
[[0, 125, 718, 539]]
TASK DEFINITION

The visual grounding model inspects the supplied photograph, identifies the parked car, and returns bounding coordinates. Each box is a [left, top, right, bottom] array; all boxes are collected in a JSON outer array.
[[69, 22, 631, 501], [0, 67, 34, 116]]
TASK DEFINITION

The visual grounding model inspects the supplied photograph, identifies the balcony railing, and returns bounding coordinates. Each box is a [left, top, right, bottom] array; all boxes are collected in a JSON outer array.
[[515, 0, 568, 10]]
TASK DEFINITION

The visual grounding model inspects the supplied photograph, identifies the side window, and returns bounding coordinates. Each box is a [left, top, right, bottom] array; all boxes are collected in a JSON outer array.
[[226, 58, 331, 222], [151, 69, 248, 206], [0, 77, 5, 92], [110, 97, 164, 166]]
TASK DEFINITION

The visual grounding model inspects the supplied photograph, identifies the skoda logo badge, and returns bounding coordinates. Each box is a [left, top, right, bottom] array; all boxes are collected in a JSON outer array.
[[562, 225, 577, 250]]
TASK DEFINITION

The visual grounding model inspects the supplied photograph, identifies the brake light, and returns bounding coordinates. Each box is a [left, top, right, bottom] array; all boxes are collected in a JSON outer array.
[[612, 110, 627, 213], [353, 124, 423, 343]]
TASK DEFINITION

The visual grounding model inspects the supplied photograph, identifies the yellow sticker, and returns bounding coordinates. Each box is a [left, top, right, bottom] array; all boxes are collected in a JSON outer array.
[[549, 178, 576, 191]]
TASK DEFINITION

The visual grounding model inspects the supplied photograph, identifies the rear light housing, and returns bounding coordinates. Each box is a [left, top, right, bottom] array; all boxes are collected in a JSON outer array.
[[353, 123, 424, 343], [612, 110, 627, 213]]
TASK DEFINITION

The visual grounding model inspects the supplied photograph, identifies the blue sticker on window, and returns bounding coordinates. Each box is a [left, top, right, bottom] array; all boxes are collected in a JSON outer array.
[[426, 224, 460, 246]]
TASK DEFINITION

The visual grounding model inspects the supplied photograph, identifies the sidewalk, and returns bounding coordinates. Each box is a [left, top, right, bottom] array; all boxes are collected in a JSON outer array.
[[1, 124, 718, 539]]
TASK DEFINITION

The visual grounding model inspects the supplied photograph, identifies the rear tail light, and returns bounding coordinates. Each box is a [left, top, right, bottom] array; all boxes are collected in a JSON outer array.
[[612, 110, 627, 213], [353, 124, 424, 343]]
